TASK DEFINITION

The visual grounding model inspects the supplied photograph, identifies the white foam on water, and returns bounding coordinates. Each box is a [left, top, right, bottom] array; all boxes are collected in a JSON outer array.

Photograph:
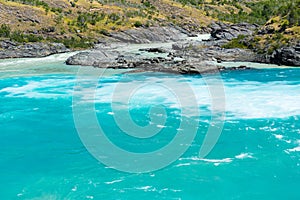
[[0, 52, 78, 68], [91, 76, 207, 117], [0, 78, 74, 98], [157, 124, 167, 128], [180, 152, 255, 165], [245, 126, 256, 131], [71, 186, 77, 192], [286, 146, 300, 153], [2, 66, 299, 120], [219, 61, 299, 69], [158, 188, 182, 194], [221, 81, 300, 119], [235, 153, 254, 159], [135, 186, 157, 192], [92, 75, 300, 119], [199, 158, 233, 163], [179, 156, 232, 162], [175, 163, 191, 167], [274, 134, 284, 140], [104, 179, 123, 185], [107, 112, 114, 115]]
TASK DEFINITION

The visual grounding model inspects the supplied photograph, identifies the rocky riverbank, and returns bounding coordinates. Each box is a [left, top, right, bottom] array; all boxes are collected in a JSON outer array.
[[1, 22, 299, 72], [0, 40, 69, 59], [66, 24, 261, 74], [268, 44, 300, 66]]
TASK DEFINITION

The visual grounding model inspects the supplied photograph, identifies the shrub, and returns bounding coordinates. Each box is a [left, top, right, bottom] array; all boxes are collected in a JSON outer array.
[[0, 24, 11, 37], [10, 31, 25, 42], [134, 21, 143, 27], [222, 35, 248, 49], [52, 37, 94, 49], [7, 0, 49, 11], [9, 31, 43, 43], [108, 13, 121, 22], [26, 34, 43, 42], [99, 29, 110, 36]]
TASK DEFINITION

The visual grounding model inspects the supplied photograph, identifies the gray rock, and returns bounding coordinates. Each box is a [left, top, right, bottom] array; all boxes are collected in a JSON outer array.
[[270, 44, 300, 66], [66, 50, 119, 66], [210, 21, 258, 41], [109, 26, 187, 43], [174, 45, 257, 63], [66, 40, 256, 74], [0, 41, 69, 59], [65, 25, 259, 74]]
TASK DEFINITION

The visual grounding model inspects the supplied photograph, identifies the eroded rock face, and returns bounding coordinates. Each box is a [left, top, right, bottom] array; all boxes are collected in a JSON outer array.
[[270, 44, 300, 66], [108, 26, 187, 43], [0, 41, 69, 59], [210, 22, 258, 41]]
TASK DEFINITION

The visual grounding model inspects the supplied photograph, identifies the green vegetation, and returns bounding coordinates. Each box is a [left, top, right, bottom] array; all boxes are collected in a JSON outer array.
[[10, 31, 43, 42], [0, 0, 299, 52], [0, 24, 11, 38], [99, 29, 110, 36], [215, 0, 299, 25], [222, 35, 247, 49], [175, 0, 299, 26], [0, 24, 43, 42], [50, 37, 94, 49], [142, 0, 156, 9], [134, 21, 143, 28], [0, 23, 93, 48], [76, 12, 106, 27], [176, 0, 203, 7], [201, 0, 300, 54], [7, 0, 49, 10]]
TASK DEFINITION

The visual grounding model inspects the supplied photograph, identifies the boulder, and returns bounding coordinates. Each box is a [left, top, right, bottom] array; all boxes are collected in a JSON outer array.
[[66, 50, 119, 67], [270, 44, 300, 66]]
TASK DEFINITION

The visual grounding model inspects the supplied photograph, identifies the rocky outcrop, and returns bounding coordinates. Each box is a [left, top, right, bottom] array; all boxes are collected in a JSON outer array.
[[269, 44, 300, 66], [210, 22, 258, 41], [66, 32, 257, 74], [66, 50, 119, 66], [173, 45, 258, 63], [108, 26, 187, 43], [0, 40, 69, 59], [209, 22, 300, 66]]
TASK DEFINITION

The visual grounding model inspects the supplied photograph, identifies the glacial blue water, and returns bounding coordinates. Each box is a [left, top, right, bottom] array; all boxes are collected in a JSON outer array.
[[0, 54, 300, 199]]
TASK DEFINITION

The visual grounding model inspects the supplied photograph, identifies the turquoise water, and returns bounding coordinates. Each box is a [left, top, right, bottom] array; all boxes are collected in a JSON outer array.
[[0, 55, 300, 199]]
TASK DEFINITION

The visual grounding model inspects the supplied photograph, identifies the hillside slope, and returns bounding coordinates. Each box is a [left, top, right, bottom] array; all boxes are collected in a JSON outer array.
[[0, 0, 299, 62], [0, 0, 214, 48]]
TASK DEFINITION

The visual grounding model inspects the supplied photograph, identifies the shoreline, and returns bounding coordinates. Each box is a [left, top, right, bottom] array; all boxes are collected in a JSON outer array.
[[1, 25, 299, 73]]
